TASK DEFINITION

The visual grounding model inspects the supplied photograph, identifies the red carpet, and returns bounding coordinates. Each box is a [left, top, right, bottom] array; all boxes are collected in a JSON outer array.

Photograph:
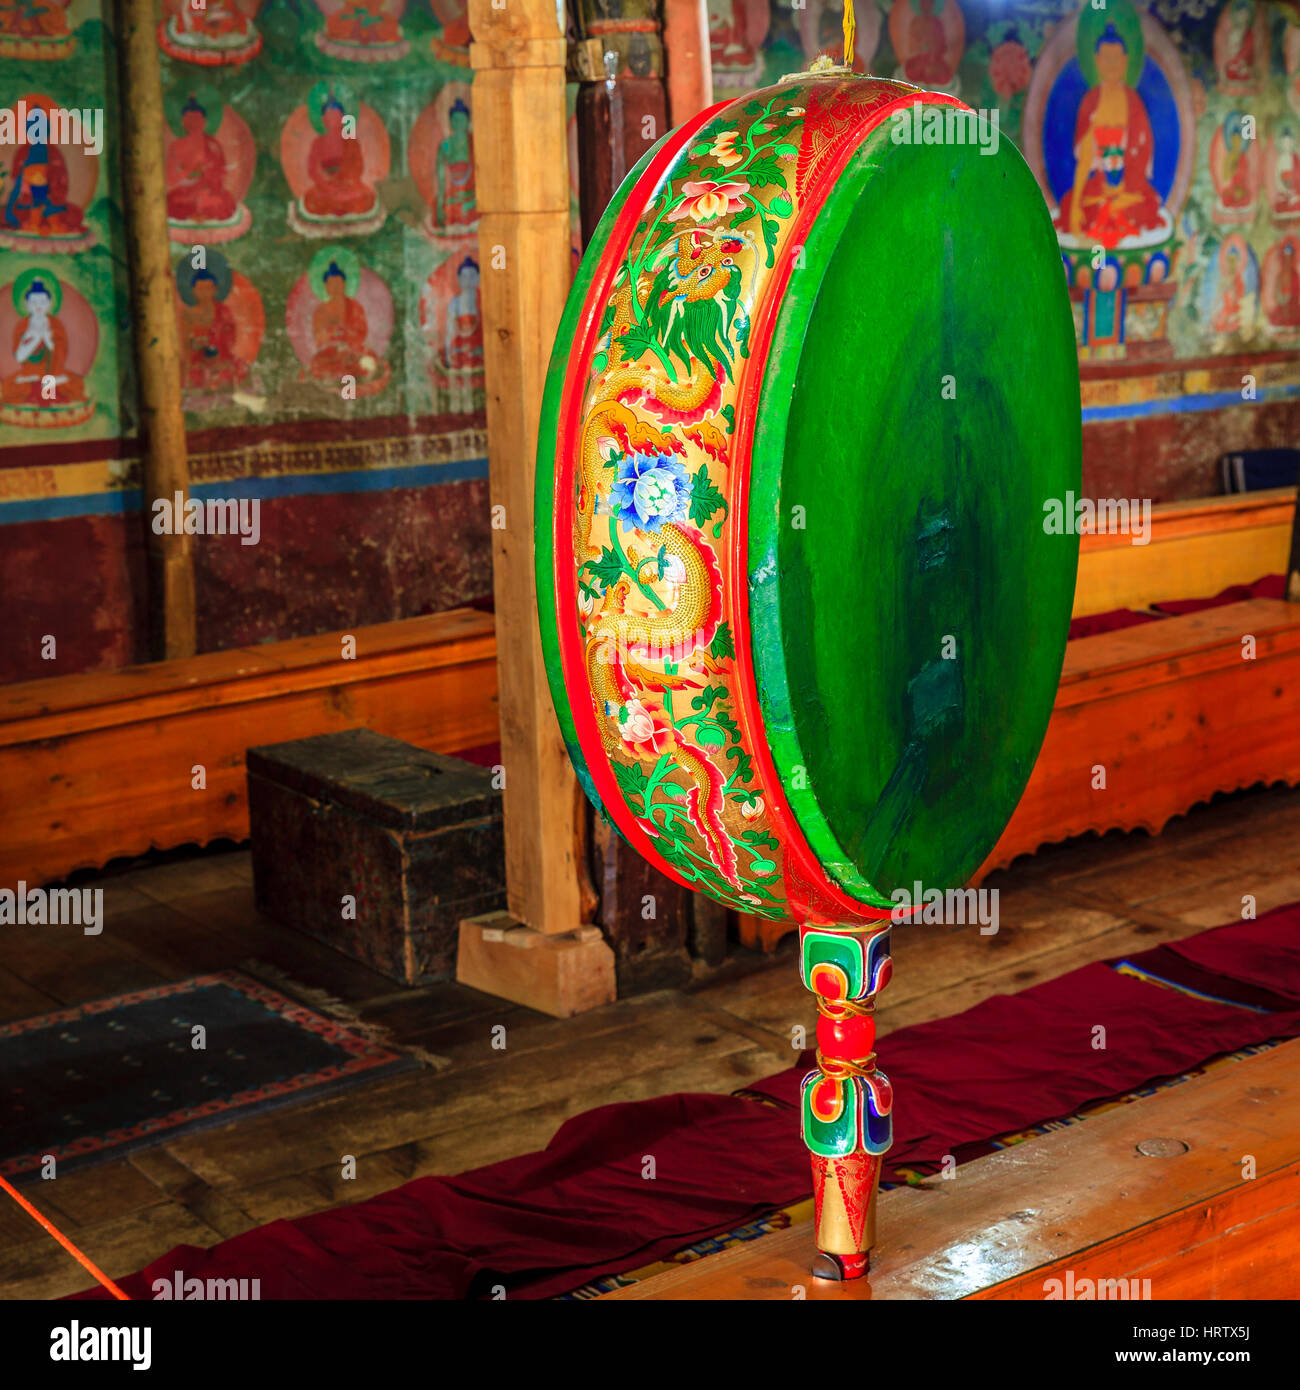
[[70, 904, 1300, 1300], [1066, 574, 1284, 642]]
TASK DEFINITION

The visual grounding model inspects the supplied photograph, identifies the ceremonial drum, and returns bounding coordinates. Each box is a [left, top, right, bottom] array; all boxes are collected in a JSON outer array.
[[536, 70, 1081, 1279]]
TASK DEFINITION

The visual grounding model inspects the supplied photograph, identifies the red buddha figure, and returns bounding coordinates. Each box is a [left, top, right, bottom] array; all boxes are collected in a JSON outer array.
[[1274, 130, 1300, 216], [903, 0, 953, 87], [1213, 245, 1246, 334], [1057, 24, 1164, 247], [325, 0, 400, 44], [308, 259, 388, 394], [1266, 240, 1300, 328], [166, 96, 237, 225], [1222, 1, 1256, 85], [302, 95, 375, 218], [180, 268, 244, 390], [1218, 119, 1255, 211], [0, 0, 71, 44]]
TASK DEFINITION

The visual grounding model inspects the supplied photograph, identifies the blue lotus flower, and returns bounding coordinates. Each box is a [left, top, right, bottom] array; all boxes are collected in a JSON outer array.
[[608, 452, 691, 533]]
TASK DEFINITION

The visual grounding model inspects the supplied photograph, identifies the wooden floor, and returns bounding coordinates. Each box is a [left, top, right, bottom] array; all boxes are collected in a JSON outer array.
[[2, 782, 1299, 1299]]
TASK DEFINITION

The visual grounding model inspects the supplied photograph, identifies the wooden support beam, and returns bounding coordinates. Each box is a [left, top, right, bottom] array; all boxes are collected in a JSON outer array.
[[116, 0, 195, 661], [572, 0, 669, 244], [662, 0, 713, 126], [469, 0, 596, 939], [605, 1036, 1300, 1299]]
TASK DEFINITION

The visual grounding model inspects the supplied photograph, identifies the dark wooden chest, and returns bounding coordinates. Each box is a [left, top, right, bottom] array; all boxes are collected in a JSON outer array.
[[247, 728, 505, 985]]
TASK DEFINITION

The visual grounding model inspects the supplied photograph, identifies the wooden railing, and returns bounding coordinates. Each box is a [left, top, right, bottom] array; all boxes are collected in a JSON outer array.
[[0, 608, 498, 888]]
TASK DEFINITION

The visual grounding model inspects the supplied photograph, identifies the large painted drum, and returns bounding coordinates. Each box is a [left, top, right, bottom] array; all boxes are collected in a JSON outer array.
[[536, 71, 1081, 1279]]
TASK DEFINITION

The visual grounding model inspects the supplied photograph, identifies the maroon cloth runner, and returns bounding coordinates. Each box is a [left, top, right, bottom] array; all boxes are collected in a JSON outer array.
[[1152, 573, 1284, 616], [67, 912, 1300, 1301]]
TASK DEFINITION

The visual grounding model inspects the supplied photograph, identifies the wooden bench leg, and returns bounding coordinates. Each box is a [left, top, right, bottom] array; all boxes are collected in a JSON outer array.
[[799, 922, 895, 1280]]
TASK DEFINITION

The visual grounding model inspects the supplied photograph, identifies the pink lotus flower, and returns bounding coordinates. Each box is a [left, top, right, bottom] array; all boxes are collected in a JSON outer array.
[[619, 699, 673, 758], [668, 179, 751, 223], [709, 130, 744, 168]]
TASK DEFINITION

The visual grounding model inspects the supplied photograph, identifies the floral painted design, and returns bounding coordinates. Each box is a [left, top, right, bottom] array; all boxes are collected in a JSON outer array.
[[608, 452, 692, 531], [567, 77, 912, 918]]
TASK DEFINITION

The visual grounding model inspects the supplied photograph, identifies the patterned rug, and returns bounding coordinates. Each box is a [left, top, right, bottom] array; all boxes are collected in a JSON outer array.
[[1, 971, 419, 1178], [557, 954, 1289, 1299]]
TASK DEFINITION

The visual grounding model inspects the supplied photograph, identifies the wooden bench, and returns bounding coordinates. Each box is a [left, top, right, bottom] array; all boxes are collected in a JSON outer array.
[[604, 1036, 1300, 1300], [740, 487, 1300, 950], [979, 598, 1300, 879], [0, 608, 498, 889]]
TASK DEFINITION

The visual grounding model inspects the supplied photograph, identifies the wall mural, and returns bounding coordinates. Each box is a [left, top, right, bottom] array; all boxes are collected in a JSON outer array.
[[714, 0, 1300, 362], [0, 11, 131, 443], [152, 0, 487, 430]]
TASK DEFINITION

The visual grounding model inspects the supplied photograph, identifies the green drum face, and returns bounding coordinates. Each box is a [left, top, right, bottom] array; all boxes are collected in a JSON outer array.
[[537, 74, 1081, 926]]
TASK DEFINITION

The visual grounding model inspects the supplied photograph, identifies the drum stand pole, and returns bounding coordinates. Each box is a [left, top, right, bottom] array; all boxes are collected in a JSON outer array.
[[800, 922, 894, 1280]]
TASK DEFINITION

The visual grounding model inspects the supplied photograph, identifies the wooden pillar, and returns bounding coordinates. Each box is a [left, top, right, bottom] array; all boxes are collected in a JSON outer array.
[[117, 0, 195, 661], [460, 0, 611, 1015], [662, 0, 712, 126], [572, 0, 669, 245], [569, 1, 699, 992]]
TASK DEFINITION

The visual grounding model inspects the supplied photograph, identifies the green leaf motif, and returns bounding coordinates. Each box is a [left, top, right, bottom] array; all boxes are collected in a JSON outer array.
[[768, 193, 793, 217], [615, 321, 661, 362], [711, 620, 736, 661], [760, 213, 780, 269], [689, 683, 727, 715], [745, 155, 786, 190], [581, 547, 626, 589], [694, 726, 727, 749], [612, 760, 649, 811], [689, 465, 727, 528]]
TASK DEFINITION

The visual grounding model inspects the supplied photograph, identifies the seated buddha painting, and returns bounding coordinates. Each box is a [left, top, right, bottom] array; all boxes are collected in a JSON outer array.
[[174, 250, 264, 405], [0, 268, 95, 429], [888, 0, 965, 97], [0, 97, 97, 254], [419, 252, 483, 404], [314, 0, 409, 63], [706, 0, 769, 91], [1026, 1, 1193, 254], [408, 87, 476, 242], [158, 0, 262, 67], [0, 0, 76, 60], [1203, 233, 1259, 340], [286, 245, 392, 400], [280, 81, 390, 239], [1268, 125, 1300, 222], [428, 0, 468, 66], [1262, 235, 1300, 339], [164, 83, 255, 244], [1213, 0, 1265, 98], [1210, 111, 1261, 225]]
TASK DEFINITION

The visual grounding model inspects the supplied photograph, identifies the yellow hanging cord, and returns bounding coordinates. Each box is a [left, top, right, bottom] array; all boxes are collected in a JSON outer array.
[[842, 0, 856, 70]]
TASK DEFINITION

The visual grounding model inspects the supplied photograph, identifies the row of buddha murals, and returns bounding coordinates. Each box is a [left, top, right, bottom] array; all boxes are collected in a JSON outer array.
[[162, 80, 474, 246], [153, 0, 472, 69], [0, 9, 133, 445], [710, 0, 1300, 358], [0, 0, 471, 68], [172, 242, 481, 411], [150, 0, 484, 427]]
